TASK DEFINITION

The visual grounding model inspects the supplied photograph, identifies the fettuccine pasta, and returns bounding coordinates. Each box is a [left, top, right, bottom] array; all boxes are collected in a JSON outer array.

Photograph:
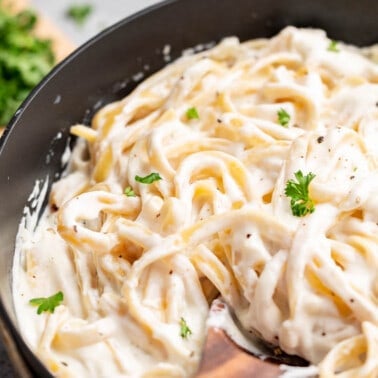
[[13, 26, 378, 377]]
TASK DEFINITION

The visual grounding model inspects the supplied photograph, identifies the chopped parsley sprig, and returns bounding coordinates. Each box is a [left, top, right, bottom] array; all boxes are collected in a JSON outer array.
[[66, 4, 93, 25], [124, 186, 136, 197], [277, 108, 290, 127], [285, 170, 316, 217], [186, 107, 199, 120], [29, 291, 64, 314], [327, 40, 340, 53], [179, 317, 192, 339], [135, 172, 162, 184]]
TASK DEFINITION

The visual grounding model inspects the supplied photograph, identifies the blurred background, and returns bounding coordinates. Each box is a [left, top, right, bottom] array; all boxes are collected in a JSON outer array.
[[0, 0, 161, 376], [0, 0, 163, 133], [32, 0, 162, 45]]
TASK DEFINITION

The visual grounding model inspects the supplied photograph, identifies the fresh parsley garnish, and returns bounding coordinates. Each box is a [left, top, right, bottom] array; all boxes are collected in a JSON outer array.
[[29, 291, 64, 315], [124, 186, 136, 197], [66, 4, 93, 25], [180, 317, 192, 339], [186, 107, 199, 120], [285, 170, 316, 217], [135, 172, 162, 184], [327, 40, 340, 52], [277, 108, 290, 127], [0, 8, 55, 125]]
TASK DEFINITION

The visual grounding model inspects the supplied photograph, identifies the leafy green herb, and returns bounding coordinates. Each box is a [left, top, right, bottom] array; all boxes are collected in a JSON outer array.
[[179, 317, 192, 339], [277, 108, 290, 127], [285, 170, 316, 217], [135, 172, 162, 184], [29, 291, 64, 315], [0, 8, 55, 125], [186, 107, 199, 120], [66, 4, 93, 25], [328, 40, 340, 52], [124, 186, 136, 197]]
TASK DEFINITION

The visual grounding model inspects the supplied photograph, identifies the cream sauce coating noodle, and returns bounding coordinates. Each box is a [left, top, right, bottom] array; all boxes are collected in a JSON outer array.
[[13, 27, 378, 377]]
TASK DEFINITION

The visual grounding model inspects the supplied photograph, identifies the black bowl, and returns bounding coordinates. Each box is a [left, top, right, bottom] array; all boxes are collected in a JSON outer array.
[[1, 0, 378, 376]]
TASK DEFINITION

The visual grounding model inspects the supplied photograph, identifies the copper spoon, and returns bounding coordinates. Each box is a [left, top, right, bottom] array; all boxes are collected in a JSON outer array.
[[196, 299, 308, 378]]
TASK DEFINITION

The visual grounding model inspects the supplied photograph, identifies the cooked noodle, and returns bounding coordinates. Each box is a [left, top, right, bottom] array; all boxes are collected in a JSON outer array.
[[13, 27, 378, 377]]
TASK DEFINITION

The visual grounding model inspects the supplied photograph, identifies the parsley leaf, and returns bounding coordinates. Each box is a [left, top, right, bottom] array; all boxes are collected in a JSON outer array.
[[328, 40, 340, 53], [29, 291, 64, 315], [285, 170, 316, 217], [179, 317, 192, 339], [186, 107, 199, 120], [66, 4, 93, 25], [0, 8, 55, 125], [124, 186, 136, 197], [277, 108, 290, 127], [135, 172, 162, 184]]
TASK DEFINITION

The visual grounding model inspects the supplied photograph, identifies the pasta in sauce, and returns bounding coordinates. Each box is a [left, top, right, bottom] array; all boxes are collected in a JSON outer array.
[[13, 27, 378, 377]]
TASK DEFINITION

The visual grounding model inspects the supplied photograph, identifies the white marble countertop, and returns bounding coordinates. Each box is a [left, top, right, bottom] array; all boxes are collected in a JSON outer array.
[[0, 1, 162, 376]]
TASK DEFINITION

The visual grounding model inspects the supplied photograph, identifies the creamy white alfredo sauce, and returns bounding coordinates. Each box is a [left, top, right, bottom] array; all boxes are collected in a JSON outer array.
[[13, 27, 378, 377]]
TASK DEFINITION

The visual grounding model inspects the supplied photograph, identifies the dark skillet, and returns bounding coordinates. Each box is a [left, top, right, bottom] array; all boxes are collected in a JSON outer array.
[[0, 0, 377, 376]]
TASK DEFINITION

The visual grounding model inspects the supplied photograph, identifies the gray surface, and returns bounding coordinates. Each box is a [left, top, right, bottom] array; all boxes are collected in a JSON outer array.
[[0, 1, 161, 377], [32, 0, 163, 45]]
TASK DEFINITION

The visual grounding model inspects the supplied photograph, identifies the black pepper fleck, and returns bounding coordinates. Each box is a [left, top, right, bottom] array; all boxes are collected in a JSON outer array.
[[350, 176, 355, 180], [246, 234, 252, 238], [51, 203, 59, 212], [317, 136, 324, 144]]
